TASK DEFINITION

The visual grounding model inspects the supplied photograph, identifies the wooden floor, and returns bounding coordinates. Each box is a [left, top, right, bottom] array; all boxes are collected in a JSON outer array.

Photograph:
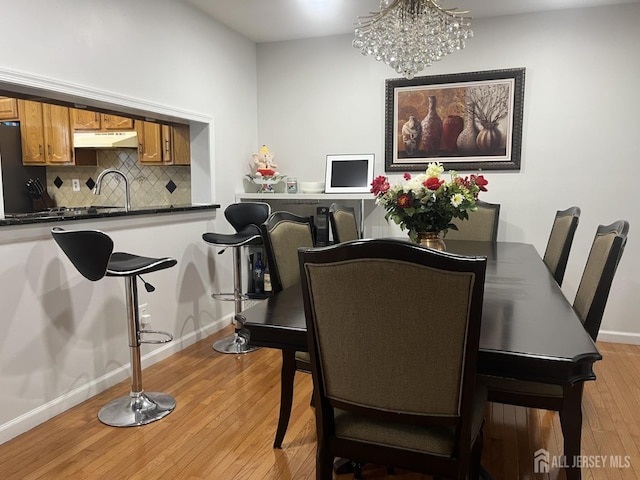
[[1, 327, 639, 479]]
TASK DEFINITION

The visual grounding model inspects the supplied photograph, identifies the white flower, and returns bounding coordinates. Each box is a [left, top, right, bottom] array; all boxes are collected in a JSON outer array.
[[426, 162, 444, 178], [390, 182, 403, 194], [405, 176, 425, 193], [450, 193, 464, 208]]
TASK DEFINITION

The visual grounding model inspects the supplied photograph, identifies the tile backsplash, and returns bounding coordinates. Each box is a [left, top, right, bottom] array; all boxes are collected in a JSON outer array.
[[47, 149, 191, 208]]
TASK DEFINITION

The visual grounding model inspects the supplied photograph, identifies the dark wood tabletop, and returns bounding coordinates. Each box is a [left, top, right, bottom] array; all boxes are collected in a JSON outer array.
[[243, 240, 601, 385]]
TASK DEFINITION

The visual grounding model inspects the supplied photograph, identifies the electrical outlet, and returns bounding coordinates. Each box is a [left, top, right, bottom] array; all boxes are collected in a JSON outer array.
[[72, 179, 80, 192], [138, 303, 151, 329]]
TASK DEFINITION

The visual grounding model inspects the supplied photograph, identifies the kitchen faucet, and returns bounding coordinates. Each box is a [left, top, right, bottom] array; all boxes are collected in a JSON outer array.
[[93, 168, 131, 212]]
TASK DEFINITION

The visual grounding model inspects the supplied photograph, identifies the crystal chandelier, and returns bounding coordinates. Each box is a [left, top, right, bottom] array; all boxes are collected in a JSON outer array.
[[353, 0, 473, 79]]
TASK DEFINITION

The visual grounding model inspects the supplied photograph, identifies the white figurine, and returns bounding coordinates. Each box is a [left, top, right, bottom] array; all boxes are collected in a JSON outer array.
[[252, 145, 278, 173]]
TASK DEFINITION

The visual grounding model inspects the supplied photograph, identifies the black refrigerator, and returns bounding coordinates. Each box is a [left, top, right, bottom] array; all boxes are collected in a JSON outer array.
[[0, 123, 46, 214]]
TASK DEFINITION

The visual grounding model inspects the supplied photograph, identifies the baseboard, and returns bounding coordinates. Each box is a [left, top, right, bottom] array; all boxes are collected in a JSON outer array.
[[597, 330, 640, 345], [0, 316, 229, 445]]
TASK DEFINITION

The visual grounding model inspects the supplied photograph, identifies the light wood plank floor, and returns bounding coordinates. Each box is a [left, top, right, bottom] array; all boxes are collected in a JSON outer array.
[[1, 327, 639, 479]]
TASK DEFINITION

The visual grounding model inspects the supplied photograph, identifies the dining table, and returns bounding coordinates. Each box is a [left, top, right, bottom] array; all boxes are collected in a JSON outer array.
[[239, 240, 601, 480]]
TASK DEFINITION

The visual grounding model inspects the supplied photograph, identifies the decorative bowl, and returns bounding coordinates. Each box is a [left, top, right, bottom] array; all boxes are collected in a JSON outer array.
[[299, 182, 325, 193]]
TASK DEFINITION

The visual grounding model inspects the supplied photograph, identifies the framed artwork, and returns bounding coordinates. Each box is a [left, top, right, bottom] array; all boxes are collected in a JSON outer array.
[[385, 67, 525, 172], [324, 154, 375, 193]]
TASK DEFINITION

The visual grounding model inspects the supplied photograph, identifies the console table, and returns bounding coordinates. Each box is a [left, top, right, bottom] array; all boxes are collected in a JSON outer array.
[[235, 192, 373, 237]]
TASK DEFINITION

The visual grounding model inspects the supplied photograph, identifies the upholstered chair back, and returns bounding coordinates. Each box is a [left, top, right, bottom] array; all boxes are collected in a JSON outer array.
[[446, 200, 500, 242], [262, 211, 315, 292], [573, 220, 629, 340], [304, 256, 477, 415], [543, 206, 580, 285], [329, 203, 359, 243]]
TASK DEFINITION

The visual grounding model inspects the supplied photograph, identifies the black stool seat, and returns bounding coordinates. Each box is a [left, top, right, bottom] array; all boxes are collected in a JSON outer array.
[[107, 253, 177, 277], [202, 226, 263, 248]]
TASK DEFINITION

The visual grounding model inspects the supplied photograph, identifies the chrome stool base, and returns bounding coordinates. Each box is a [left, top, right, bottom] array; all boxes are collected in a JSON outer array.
[[98, 391, 176, 427], [213, 332, 260, 354]]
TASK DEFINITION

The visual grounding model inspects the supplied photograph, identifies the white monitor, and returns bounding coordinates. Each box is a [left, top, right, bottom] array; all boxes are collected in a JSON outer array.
[[324, 154, 375, 193]]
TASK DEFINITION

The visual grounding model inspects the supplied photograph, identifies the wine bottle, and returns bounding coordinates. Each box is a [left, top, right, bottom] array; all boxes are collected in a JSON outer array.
[[264, 263, 272, 293], [253, 252, 264, 294]]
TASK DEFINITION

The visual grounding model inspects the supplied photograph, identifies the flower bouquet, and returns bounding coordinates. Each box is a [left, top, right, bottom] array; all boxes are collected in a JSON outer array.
[[370, 162, 488, 243]]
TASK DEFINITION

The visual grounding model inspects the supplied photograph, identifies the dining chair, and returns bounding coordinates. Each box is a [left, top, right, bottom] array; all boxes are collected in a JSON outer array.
[[328, 203, 359, 243], [484, 220, 629, 471], [260, 211, 315, 447], [298, 238, 488, 480], [543, 206, 581, 286], [445, 199, 500, 242]]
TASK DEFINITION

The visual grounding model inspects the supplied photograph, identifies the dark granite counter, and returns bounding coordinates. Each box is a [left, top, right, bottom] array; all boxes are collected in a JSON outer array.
[[0, 204, 220, 227]]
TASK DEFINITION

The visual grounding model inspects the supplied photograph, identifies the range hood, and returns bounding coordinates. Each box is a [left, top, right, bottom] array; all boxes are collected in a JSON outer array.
[[73, 131, 138, 149]]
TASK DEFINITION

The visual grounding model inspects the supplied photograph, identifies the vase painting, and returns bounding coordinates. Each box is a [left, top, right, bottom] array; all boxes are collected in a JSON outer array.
[[457, 106, 479, 155], [442, 115, 464, 152], [421, 96, 442, 156], [401, 115, 422, 156], [476, 123, 502, 153]]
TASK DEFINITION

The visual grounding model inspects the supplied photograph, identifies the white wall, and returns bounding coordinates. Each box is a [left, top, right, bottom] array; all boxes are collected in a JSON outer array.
[[0, 0, 257, 443], [256, 4, 640, 342]]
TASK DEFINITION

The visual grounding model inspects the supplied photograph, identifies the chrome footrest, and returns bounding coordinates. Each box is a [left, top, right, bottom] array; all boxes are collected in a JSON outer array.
[[211, 292, 249, 302], [139, 330, 173, 344]]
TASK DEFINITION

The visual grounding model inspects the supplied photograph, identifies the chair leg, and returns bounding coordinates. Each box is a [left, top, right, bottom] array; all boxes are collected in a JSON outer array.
[[213, 246, 260, 354], [316, 443, 333, 480], [353, 462, 363, 479], [274, 349, 297, 448], [97, 276, 176, 427]]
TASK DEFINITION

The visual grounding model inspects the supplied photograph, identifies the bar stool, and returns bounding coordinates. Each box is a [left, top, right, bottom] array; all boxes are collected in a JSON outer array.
[[51, 227, 177, 427], [202, 202, 271, 354]]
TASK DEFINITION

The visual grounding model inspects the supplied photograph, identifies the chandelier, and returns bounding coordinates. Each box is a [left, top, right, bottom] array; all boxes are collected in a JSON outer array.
[[353, 0, 473, 79]]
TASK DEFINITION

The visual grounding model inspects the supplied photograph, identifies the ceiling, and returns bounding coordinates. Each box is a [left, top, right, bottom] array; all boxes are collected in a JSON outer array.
[[182, 0, 639, 43]]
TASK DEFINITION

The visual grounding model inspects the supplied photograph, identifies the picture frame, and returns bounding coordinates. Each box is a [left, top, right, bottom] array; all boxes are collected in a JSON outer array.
[[385, 67, 525, 172], [324, 154, 375, 193]]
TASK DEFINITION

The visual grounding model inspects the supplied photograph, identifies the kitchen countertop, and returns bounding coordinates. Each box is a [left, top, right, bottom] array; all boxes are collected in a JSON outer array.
[[0, 203, 220, 227]]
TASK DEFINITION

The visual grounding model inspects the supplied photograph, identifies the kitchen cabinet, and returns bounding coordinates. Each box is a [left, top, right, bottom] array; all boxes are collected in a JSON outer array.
[[135, 120, 190, 165], [18, 99, 95, 166], [171, 124, 191, 166], [71, 109, 133, 130], [0, 97, 19, 121], [136, 120, 165, 164]]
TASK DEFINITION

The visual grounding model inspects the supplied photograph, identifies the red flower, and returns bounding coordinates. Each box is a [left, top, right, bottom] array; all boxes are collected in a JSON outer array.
[[403, 173, 412, 180], [424, 177, 444, 191], [370, 175, 390, 195], [472, 175, 489, 192], [397, 193, 412, 208]]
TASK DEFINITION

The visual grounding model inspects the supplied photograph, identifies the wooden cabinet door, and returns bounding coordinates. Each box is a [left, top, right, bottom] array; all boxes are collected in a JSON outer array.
[[136, 120, 163, 163], [102, 114, 133, 130], [70, 109, 101, 129], [161, 124, 172, 163], [17, 99, 46, 164], [171, 124, 191, 165], [0, 97, 19, 121], [43, 104, 73, 164]]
